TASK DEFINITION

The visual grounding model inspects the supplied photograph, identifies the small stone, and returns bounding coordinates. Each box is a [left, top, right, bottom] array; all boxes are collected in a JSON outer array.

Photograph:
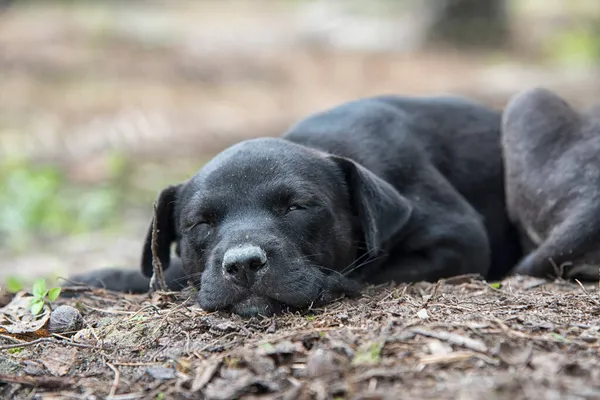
[[146, 366, 176, 380], [49, 305, 84, 333]]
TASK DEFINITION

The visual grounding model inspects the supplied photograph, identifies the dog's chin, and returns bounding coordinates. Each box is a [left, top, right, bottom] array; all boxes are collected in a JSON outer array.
[[231, 296, 283, 318]]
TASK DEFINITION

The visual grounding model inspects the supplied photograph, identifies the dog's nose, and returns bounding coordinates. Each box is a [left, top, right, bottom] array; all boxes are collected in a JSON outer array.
[[222, 245, 267, 286]]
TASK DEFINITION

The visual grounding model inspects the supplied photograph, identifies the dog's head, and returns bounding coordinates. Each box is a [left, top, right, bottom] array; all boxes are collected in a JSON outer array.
[[140, 138, 412, 317]]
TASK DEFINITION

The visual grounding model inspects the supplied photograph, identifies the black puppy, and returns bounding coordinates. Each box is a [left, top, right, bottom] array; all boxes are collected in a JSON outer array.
[[71, 95, 522, 317], [502, 88, 600, 280]]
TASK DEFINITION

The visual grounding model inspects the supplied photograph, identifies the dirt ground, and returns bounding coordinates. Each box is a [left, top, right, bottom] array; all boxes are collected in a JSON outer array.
[[3, 1, 600, 282], [2, 3, 600, 400], [1, 275, 600, 400]]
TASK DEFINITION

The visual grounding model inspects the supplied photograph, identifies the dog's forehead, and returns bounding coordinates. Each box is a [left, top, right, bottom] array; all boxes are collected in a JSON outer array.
[[186, 138, 338, 197]]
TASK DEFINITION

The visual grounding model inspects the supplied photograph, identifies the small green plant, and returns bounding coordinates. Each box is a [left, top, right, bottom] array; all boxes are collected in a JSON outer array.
[[259, 343, 276, 352], [5, 276, 24, 293], [489, 282, 502, 289], [29, 279, 61, 315], [352, 341, 383, 366], [7, 347, 24, 354], [551, 333, 567, 342]]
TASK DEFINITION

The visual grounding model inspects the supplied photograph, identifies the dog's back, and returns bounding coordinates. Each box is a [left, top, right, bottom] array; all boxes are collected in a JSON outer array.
[[284, 95, 522, 280]]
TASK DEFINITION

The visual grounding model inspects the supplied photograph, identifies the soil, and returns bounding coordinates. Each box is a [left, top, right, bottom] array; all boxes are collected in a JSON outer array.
[[2, 3, 600, 400], [1, 275, 600, 400]]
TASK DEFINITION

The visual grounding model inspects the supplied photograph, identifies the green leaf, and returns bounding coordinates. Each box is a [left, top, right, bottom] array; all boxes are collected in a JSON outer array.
[[47, 287, 61, 302], [30, 299, 44, 315], [8, 347, 24, 354], [489, 282, 502, 289], [5, 277, 23, 293], [32, 279, 47, 298], [551, 333, 566, 342], [259, 343, 275, 352], [352, 341, 383, 366]]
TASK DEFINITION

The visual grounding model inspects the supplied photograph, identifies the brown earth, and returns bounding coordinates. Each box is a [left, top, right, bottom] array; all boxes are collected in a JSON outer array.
[[1, 275, 600, 400], [2, 3, 600, 400]]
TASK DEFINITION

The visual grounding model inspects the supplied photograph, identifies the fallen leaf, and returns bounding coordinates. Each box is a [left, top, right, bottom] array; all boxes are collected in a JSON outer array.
[[420, 351, 475, 365], [306, 348, 343, 377], [411, 328, 488, 353], [496, 342, 533, 366], [146, 366, 176, 380], [521, 277, 549, 290], [427, 339, 453, 355], [204, 375, 280, 400], [352, 341, 383, 366], [0, 293, 51, 337], [529, 352, 563, 375], [190, 359, 221, 392], [40, 347, 78, 376], [258, 340, 297, 356], [244, 354, 276, 375]]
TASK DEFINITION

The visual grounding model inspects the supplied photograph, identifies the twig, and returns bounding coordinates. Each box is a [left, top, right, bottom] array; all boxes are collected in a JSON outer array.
[[419, 350, 499, 366], [411, 328, 488, 353], [423, 281, 441, 307], [0, 334, 23, 343], [574, 279, 600, 306], [82, 303, 137, 315], [191, 359, 221, 392], [149, 201, 168, 292], [106, 361, 121, 398], [0, 337, 102, 350], [0, 373, 76, 389], [110, 361, 163, 367]]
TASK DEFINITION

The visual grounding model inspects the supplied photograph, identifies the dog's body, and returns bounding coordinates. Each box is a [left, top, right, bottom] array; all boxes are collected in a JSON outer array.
[[71, 95, 522, 317], [502, 88, 600, 280]]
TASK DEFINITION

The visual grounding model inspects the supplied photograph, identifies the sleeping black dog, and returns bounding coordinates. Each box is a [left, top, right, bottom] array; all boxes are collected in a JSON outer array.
[[71, 95, 522, 317], [502, 88, 600, 280]]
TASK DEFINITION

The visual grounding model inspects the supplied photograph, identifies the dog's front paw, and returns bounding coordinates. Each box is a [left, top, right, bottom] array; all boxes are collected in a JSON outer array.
[[66, 268, 150, 293], [315, 275, 363, 306]]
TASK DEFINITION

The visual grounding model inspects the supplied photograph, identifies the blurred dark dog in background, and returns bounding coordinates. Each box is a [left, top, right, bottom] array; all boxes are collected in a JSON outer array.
[[503, 88, 600, 281]]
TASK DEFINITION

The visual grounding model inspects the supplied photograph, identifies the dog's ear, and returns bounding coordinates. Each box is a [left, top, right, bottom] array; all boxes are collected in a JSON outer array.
[[141, 184, 181, 277], [329, 155, 413, 254]]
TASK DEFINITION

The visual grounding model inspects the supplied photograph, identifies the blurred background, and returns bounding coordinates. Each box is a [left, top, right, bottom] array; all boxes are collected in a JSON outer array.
[[1, 0, 600, 285]]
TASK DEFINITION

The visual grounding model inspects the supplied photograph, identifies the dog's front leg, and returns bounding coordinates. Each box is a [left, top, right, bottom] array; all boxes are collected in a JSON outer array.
[[366, 247, 486, 284], [313, 274, 363, 306]]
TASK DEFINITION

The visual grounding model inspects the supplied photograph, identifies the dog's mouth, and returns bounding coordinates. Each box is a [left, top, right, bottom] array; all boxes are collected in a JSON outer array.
[[230, 295, 289, 318], [197, 262, 363, 318]]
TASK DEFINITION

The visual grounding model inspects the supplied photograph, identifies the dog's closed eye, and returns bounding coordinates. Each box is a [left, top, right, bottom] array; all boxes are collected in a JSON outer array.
[[285, 204, 306, 213], [185, 221, 211, 232], [184, 212, 218, 232]]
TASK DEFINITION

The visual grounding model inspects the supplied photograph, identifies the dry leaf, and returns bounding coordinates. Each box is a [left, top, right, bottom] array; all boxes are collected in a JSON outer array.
[[41, 346, 78, 376], [306, 348, 342, 377], [496, 342, 533, 366], [0, 293, 51, 337], [417, 308, 429, 319], [191, 360, 221, 392], [427, 339, 453, 355]]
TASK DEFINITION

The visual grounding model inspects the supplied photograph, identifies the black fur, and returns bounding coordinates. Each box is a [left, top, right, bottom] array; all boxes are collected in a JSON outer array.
[[502, 88, 600, 280], [70, 95, 522, 317]]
